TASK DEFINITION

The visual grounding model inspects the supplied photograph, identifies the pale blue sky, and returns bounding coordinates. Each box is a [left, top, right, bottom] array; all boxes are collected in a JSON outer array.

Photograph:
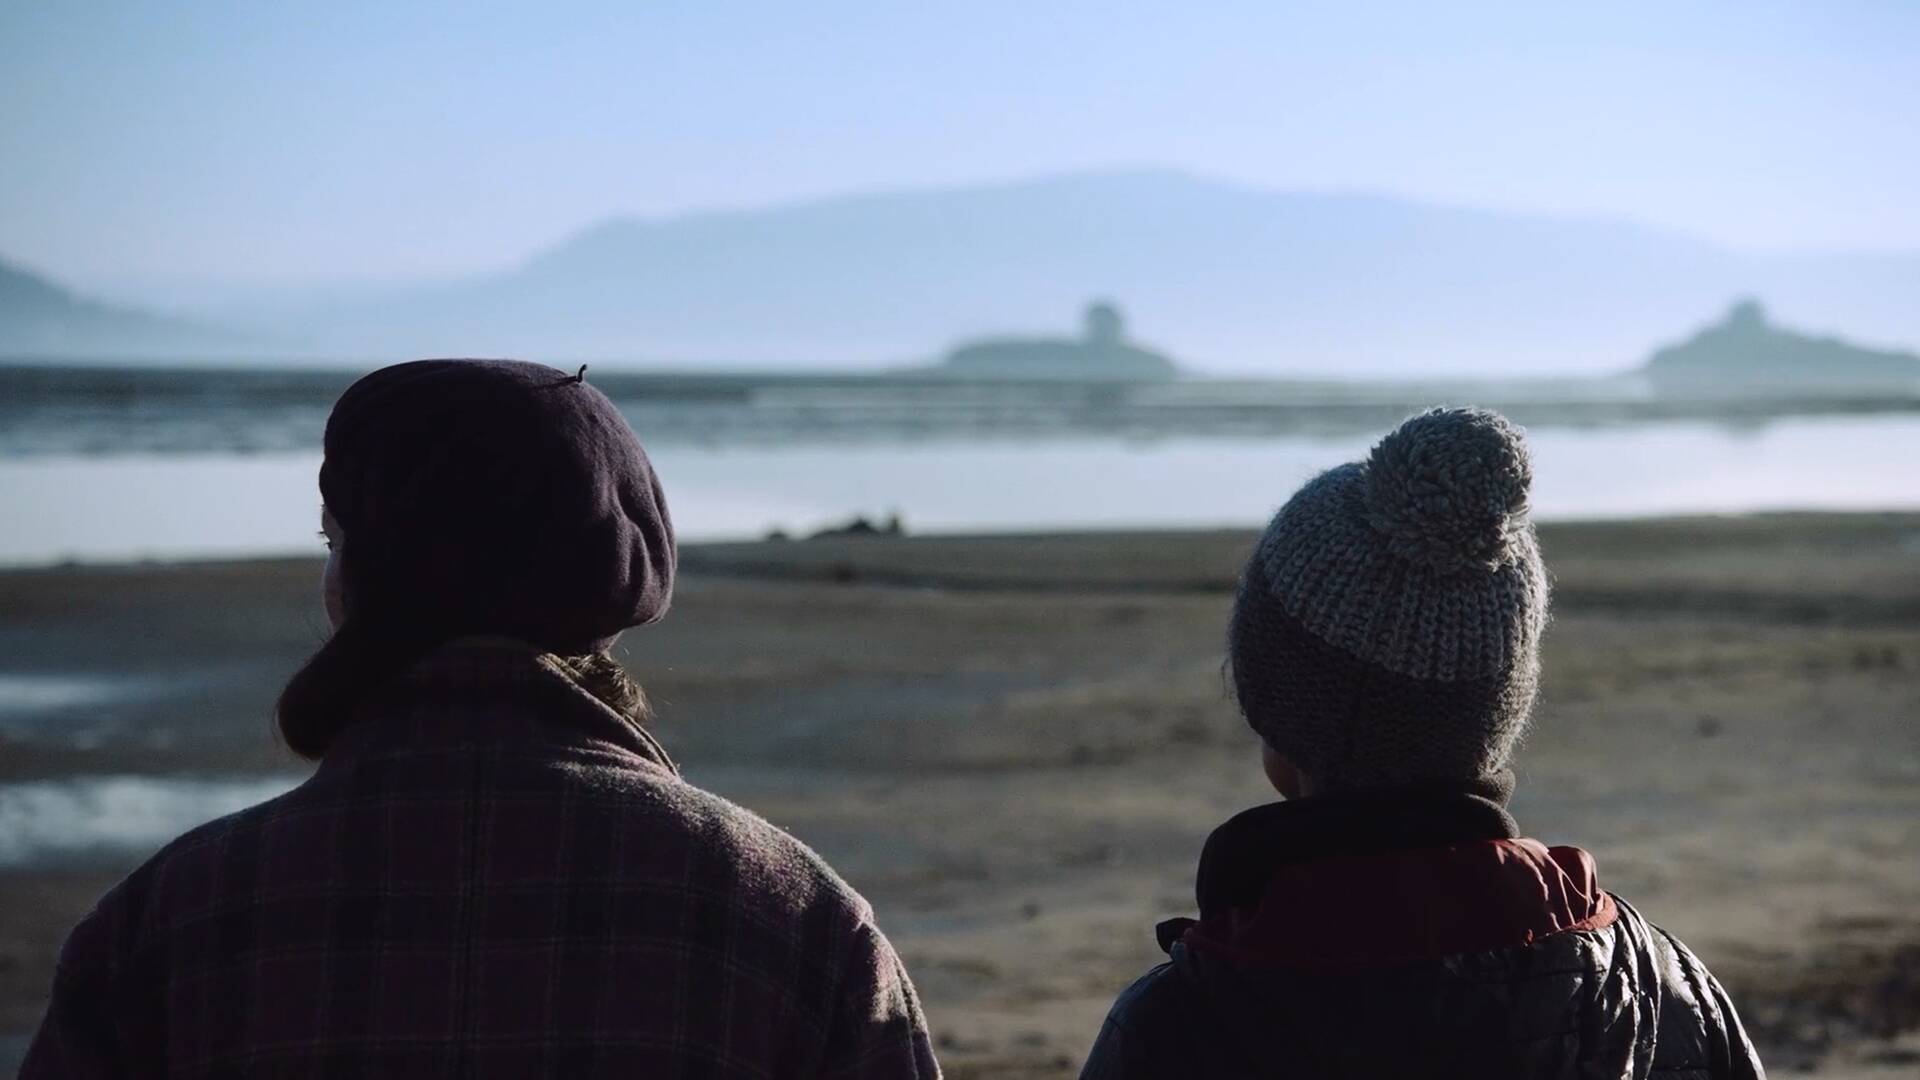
[[3, 0, 1917, 289]]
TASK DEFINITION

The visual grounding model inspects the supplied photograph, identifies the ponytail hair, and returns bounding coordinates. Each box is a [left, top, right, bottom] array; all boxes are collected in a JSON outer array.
[[276, 613, 443, 760], [276, 508, 452, 759], [277, 623, 651, 759], [549, 650, 651, 726], [276, 525, 648, 760]]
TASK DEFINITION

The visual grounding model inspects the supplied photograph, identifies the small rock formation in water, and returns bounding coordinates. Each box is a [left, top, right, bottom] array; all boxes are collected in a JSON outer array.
[[935, 301, 1180, 379], [807, 512, 907, 540], [1643, 299, 1920, 389]]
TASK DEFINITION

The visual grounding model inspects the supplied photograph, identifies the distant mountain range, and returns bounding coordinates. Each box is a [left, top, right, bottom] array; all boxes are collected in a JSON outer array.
[[0, 258, 251, 360], [8, 170, 1920, 375]]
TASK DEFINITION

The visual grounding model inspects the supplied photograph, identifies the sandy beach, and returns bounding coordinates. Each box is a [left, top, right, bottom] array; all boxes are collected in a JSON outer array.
[[2, 513, 1917, 1076]]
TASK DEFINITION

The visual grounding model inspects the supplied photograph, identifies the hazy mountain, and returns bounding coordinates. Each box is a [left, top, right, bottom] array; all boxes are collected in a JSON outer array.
[[117, 172, 1920, 375], [0, 258, 249, 360], [1645, 299, 1920, 387]]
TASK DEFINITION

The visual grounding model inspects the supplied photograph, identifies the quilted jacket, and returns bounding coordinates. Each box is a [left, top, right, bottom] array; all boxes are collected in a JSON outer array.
[[1081, 789, 1763, 1078]]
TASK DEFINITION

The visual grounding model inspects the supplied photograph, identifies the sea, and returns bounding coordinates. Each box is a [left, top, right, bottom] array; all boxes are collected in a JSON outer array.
[[3, 364, 1918, 566], [2, 364, 1920, 870]]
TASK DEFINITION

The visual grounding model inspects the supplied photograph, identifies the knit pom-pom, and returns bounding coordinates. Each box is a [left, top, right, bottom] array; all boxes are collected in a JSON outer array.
[[1362, 408, 1532, 574]]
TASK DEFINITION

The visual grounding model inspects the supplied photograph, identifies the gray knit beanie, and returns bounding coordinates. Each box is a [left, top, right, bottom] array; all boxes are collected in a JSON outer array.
[[1228, 407, 1549, 791]]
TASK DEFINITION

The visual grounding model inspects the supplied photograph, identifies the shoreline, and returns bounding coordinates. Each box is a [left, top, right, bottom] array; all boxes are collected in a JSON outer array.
[[3, 512, 1918, 1075], [8, 502, 1920, 578], [9, 419, 1920, 567]]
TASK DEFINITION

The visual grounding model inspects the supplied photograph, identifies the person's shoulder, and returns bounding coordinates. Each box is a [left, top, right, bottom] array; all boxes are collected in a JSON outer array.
[[1605, 896, 1718, 995], [612, 771, 876, 922], [1080, 961, 1196, 1079], [1102, 960, 1182, 1025], [129, 782, 308, 891], [1606, 896, 1764, 1078], [59, 783, 308, 962]]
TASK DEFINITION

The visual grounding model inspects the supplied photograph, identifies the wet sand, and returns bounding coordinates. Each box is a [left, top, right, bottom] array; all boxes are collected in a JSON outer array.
[[2, 514, 1918, 1076]]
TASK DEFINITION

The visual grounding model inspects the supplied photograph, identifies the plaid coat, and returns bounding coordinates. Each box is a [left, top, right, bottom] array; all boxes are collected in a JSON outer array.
[[23, 641, 939, 1078]]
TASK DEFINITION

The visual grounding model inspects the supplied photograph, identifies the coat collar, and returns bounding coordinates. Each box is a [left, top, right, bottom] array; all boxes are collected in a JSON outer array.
[[1192, 784, 1518, 924], [319, 638, 678, 776], [1165, 782, 1617, 968]]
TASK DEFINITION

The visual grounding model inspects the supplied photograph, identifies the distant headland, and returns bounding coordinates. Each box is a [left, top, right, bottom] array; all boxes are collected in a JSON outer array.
[[928, 301, 1180, 380], [1643, 299, 1920, 388]]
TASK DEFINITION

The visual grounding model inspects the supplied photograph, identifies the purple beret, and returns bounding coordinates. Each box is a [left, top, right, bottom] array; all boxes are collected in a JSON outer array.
[[319, 359, 674, 650]]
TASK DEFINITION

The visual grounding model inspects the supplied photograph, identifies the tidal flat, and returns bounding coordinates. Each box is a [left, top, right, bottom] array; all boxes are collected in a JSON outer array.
[[2, 513, 1917, 1076]]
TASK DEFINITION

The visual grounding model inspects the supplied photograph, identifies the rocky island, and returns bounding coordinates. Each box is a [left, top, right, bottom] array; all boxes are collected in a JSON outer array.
[[932, 301, 1180, 379], [1644, 299, 1920, 389]]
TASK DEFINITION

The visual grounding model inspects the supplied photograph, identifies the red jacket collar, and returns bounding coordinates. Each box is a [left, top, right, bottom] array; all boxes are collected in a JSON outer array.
[[1184, 838, 1617, 970], [1171, 789, 1616, 970]]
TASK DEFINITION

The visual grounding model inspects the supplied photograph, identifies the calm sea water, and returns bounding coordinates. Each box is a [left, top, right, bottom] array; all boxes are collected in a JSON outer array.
[[2, 409, 1918, 866], [1, 414, 1918, 566]]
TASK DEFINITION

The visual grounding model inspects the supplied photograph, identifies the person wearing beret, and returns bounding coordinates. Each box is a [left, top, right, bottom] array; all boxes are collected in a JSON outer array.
[[23, 360, 939, 1079]]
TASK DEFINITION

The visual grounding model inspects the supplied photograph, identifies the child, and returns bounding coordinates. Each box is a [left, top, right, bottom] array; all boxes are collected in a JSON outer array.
[[1082, 408, 1762, 1078]]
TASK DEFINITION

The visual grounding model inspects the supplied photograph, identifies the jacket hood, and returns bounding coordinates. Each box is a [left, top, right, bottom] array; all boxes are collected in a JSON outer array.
[[1168, 787, 1616, 970]]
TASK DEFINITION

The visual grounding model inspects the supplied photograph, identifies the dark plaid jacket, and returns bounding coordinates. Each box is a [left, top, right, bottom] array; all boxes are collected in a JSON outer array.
[[23, 641, 939, 1078]]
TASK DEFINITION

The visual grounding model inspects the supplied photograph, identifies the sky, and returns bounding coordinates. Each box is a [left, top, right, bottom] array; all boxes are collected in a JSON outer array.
[[3, 0, 1918, 292]]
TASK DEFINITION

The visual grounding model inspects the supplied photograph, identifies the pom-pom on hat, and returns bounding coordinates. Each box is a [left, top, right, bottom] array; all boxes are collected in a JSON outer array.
[[1363, 408, 1533, 574], [1229, 407, 1549, 795]]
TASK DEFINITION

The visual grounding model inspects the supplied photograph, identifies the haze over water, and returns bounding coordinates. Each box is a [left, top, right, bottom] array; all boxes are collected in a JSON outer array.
[[4, 411, 1915, 567]]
